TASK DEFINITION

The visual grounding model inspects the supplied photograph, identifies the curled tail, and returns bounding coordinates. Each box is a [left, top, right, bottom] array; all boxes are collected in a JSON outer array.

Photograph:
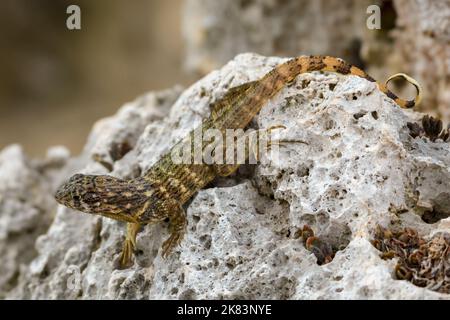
[[273, 55, 422, 109], [307, 56, 422, 108], [382, 73, 422, 108]]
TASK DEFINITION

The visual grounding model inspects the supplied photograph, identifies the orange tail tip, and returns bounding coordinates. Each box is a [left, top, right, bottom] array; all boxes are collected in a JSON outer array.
[[385, 73, 423, 109]]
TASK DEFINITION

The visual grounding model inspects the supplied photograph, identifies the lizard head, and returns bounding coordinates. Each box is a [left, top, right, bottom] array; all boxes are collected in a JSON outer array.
[[55, 173, 149, 220], [55, 173, 113, 212]]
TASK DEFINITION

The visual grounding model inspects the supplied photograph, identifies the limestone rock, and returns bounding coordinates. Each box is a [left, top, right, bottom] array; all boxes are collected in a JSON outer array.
[[0, 145, 67, 297], [2, 53, 450, 299]]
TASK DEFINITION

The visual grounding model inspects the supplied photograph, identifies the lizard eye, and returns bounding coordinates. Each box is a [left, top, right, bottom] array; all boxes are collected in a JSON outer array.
[[83, 192, 99, 202], [73, 195, 81, 201]]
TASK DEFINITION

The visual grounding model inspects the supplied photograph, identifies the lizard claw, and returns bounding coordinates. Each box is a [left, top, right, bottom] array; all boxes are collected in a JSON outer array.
[[161, 232, 183, 259], [118, 222, 140, 268], [267, 124, 287, 133], [119, 238, 135, 268]]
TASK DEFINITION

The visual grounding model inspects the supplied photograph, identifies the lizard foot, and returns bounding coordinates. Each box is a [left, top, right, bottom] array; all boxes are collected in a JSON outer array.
[[161, 203, 186, 258], [161, 231, 184, 258], [119, 238, 135, 268], [268, 124, 309, 149], [251, 125, 308, 161], [118, 222, 140, 268], [268, 138, 309, 150]]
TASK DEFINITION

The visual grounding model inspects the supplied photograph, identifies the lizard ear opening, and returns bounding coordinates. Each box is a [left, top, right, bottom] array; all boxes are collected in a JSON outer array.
[[385, 73, 423, 108]]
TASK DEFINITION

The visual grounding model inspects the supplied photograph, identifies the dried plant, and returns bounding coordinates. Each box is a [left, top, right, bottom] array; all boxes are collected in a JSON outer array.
[[295, 225, 334, 265], [372, 225, 450, 294], [407, 115, 450, 142]]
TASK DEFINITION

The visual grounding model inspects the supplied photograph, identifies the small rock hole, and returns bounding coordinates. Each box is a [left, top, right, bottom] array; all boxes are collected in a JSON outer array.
[[421, 209, 450, 224], [371, 111, 379, 120], [353, 112, 366, 120]]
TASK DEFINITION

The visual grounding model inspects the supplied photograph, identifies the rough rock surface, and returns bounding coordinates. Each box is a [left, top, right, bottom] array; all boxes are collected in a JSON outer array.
[[0, 144, 69, 298], [1, 53, 450, 299]]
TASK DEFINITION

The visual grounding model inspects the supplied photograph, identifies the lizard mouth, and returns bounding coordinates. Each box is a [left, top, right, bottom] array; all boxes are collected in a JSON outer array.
[[54, 185, 67, 203], [54, 184, 74, 206], [54, 173, 87, 206], [54, 189, 63, 203]]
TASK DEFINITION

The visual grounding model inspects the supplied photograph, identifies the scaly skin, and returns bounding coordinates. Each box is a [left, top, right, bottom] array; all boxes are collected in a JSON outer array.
[[55, 55, 422, 267]]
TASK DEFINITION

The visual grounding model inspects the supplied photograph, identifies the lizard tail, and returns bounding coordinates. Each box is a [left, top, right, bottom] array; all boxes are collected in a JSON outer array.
[[382, 73, 422, 108], [290, 56, 422, 109]]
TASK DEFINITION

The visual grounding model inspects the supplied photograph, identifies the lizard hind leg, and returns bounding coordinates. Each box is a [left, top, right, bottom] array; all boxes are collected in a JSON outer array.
[[214, 125, 288, 176], [214, 125, 308, 174], [161, 203, 187, 258], [119, 222, 141, 268], [252, 125, 308, 162]]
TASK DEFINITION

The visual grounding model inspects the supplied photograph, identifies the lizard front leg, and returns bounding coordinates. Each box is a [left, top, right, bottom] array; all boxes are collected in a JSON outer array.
[[119, 222, 141, 267], [161, 202, 187, 258]]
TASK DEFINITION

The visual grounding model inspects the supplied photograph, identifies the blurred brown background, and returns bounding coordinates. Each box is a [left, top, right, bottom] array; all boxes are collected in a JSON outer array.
[[1, 0, 448, 157], [0, 0, 194, 156]]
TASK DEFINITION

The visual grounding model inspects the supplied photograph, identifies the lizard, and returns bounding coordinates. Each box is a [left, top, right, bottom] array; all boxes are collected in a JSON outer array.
[[54, 55, 422, 267]]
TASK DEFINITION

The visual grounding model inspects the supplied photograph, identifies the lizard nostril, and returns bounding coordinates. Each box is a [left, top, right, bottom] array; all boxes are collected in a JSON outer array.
[[55, 188, 64, 200]]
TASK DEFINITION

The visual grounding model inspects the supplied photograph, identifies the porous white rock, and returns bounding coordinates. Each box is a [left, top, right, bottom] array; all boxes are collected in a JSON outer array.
[[0, 145, 67, 297], [2, 53, 450, 299]]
